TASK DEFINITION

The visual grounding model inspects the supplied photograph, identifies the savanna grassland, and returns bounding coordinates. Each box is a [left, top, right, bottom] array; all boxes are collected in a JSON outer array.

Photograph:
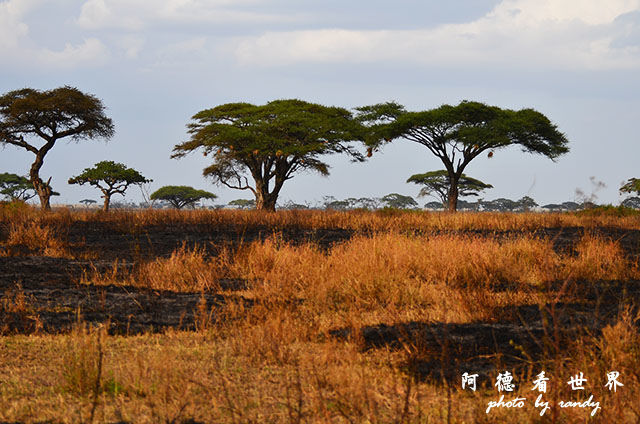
[[1, 203, 639, 423]]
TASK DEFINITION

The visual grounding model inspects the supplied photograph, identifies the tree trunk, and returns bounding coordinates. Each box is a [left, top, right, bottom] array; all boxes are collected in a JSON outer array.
[[102, 193, 111, 212], [447, 174, 460, 212], [254, 179, 279, 211], [31, 176, 52, 211], [255, 190, 277, 211], [29, 145, 55, 211], [262, 196, 277, 211], [34, 180, 52, 210]]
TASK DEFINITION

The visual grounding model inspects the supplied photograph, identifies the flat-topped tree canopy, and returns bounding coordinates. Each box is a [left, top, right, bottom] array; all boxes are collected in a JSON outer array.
[[150, 185, 216, 209], [0, 173, 36, 201], [0, 86, 114, 210], [407, 170, 493, 208], [172, 99, 366, 211], [358, 100, 569, 211], [68, 161, 150, 212]]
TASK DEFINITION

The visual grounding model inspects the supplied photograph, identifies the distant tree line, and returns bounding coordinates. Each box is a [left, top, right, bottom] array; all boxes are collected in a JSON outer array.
[[2, 85, 638, 213]]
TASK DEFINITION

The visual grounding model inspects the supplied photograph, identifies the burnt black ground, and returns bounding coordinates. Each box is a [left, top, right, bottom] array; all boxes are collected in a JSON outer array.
[[1, 221, 640, 383]]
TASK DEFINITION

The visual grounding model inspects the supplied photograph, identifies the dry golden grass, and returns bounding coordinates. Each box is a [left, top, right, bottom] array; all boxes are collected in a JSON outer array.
[[0, 220, 69, 257], [1, 309, 638, 423], [4, 202, 640, 233], [1, 205, 640, 422], [82, 244, 229, 292]]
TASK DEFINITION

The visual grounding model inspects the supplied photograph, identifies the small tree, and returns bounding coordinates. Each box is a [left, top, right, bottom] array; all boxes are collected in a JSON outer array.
[[279, 200, 310, 210], [516, 195, 538, 211], [561, 201, 581, 211], [353, 197, 382, 210], [321, 196, 383, 210], [424, 201, 444, 210], [79, 199, 97, 207], [0, 86, 114, 210], [172, 99, 365, 211], [150, 185, 217, 209], [358, 101, 568, 211], [457, 199, 481, 211], [621, 196, 640, 209], [228, 198, 256, 209], [407, 170, 492, 208], [380, 193, 418, 209], [68, 161, 150, 212], [0, 173, 36, 201], [480, 198, 519, 212]]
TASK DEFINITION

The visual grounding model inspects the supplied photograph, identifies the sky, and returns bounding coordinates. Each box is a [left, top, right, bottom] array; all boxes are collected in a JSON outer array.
[[1, 0, 639, 207]]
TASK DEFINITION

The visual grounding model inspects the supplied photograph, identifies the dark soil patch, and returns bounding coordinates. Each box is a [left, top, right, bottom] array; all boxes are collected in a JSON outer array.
[[2, 222, 640, 379], [60, 221, 355, 260], [0, 256, 251, 335], [331, 280, 640, 384], [415, 226, 640, 258]]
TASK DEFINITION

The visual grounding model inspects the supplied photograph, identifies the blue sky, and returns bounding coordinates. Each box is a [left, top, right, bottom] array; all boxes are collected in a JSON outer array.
[[1, 0, 639, 207]]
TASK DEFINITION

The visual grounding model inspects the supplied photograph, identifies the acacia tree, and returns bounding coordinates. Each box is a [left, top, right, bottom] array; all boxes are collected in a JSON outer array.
[[380, 193, 418, 209], [150, 185, 217, 209], [480, 198, 519, 212], [0, 173, 36, 201], [0, 86, 115, 210], [228, 199, 256, 209], [620, 178, 640, 196], [79, 199, 97, 207], [172, 99, 365, 211], [516, 195, 538, 211], [407, 170, 492, 208], [358, 101, 569, 211], [68, 161, 150, 212]]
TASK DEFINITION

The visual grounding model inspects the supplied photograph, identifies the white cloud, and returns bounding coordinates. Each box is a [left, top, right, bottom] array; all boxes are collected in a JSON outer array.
[[234, 0, 640, 71], [488, 0, 640, 26], [118, 35, 145, 58], [76, 0, 293, 30], [0, 0, 35, 51], [39, 38, 110, 68], [147, 36, 212, 69], [0, 0, 111, 70], [77, 0, 145, 30]]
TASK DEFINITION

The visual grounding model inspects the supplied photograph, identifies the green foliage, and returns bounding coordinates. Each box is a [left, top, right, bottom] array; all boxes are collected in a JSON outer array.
[[517, 195, 538, 211], [620, 178, 640, 195], [228, 198, 256, 209], [424, 201, 444, 210], [150, 185, 217, 209], [360, 100, 568, 158], [407, 170, 492, 206], [0, 86, 114, 210], [69, 161, 149, 187], [279, 200, 310, 210], [0, 86, 115, 142], [380, 193, 418, 209], [480, 198, 519, 212], [322, 196, 381, 210], [69, 161, 150, 211], [355, 101, 407, 127], [173, 99, 365, 211], [0, 173, 35, 201], [575, 204, 640, 217], [359, 100, 568, 211]]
